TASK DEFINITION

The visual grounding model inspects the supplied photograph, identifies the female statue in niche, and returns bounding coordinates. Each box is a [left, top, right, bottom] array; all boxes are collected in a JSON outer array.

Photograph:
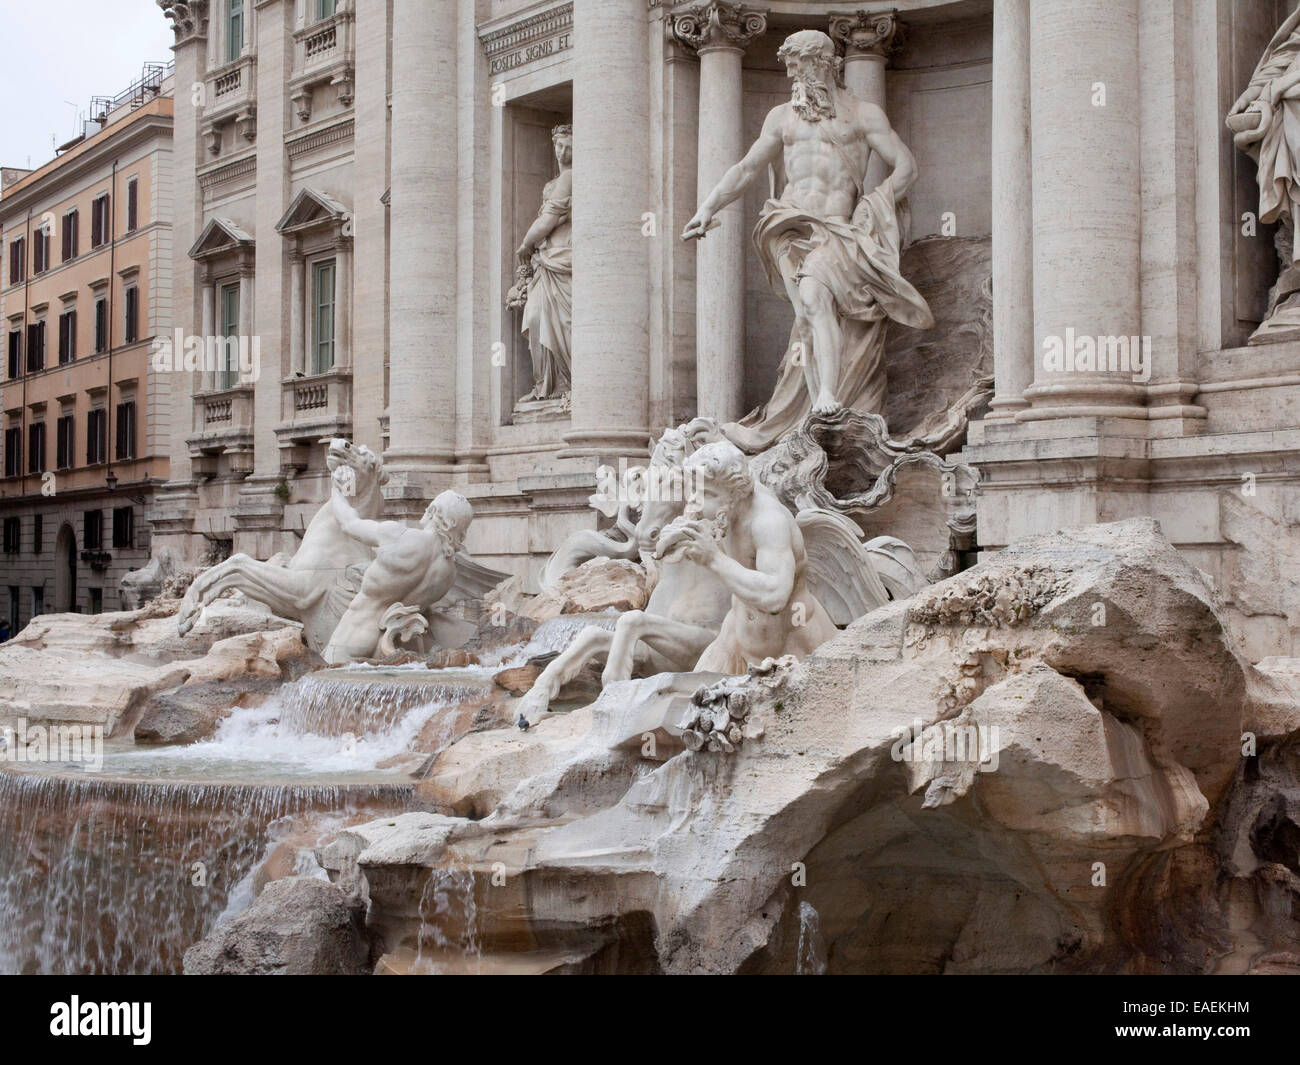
[[508, 123, 572, 401], [1229, 4, 1300, 338]]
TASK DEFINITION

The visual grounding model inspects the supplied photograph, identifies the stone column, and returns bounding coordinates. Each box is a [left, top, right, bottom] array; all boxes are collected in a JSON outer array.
[[288, 251, 305, 375], [672, 2, 766, 424], [1021, 0, 1143, 420], [985, 0, 1033, 422], [336, 238, 352, 369], [386, 0, 459, 492], [237, 266, 254, 383], [151, 1, 207, 554], [829, 11, 900, 195], [200, 277, 216, 391], [562, 0, 653, 458]]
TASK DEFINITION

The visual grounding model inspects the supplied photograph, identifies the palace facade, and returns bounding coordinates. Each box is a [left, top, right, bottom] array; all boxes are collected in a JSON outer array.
[[147, 0, 1300, 660], [0, 69, 174, 627]]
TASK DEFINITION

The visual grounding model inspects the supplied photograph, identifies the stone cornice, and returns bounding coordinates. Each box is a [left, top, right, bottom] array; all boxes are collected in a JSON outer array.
[[478, 1, 573, 58], [829, 9, 903, 60], [671, 2, 768, 54], [285, 117, 355, 161], [0, 111, 173, 221], [197, 153, 256, 195]]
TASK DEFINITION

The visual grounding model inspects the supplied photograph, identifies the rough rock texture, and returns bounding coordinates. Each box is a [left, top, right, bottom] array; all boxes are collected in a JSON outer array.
[[182, 876, 371, 975], [336, 519, 1300, 974], [0, 598, 307, 735], [134, 628, 322, 744], [884, 234, 992, 448], [517, 558, 650, 621], [491, 653, 602, 703]]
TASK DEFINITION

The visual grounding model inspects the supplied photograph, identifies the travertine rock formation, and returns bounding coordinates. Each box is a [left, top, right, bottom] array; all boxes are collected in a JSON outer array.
[[182, 876, 371, 976], [321, 518, 1300, 974], [0, 598, 313, 736]]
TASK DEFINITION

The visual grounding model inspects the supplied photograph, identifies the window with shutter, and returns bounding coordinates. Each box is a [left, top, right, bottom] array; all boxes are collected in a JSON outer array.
[[4, 426, 21, 478], [84, 510, 102, 550], [115, 401, 136, 460], [86, 409, 106, 465], [228, 0, 244, 62], [56, 415, 74, 470], [124, 287, 138, 344], [313, 259, 336, 374], [91, 195, 109, 248], [9, 238, 24, 284], [94, 299, 107, 353], [127, 180, 138, 232], [112, 507, 134, 549], [6, 331, 19, 379], [26, 321, 44, 372], [27, 423, 45, 474], [58, 310, 76, 364]]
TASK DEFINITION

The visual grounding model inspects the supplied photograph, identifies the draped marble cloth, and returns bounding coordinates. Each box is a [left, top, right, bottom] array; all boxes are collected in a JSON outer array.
[[521, 183, 572, 397], [1234, 5, 1300, 227], [722, 182, 933, 454]]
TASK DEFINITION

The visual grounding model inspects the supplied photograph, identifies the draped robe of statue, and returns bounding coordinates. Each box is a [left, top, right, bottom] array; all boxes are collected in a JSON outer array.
[[520, 177, 572, 399], [1229, 4, 1300, 334], [1232, 5, 1300, 233], [724, 180, 931, 453]]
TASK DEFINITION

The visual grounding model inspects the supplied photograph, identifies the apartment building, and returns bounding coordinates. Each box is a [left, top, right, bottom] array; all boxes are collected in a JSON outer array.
[[0, 67, 174, 629]]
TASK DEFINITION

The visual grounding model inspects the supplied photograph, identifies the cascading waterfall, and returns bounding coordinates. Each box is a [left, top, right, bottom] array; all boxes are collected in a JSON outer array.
[[796, 901, 828, 975], [0, 769, 408, 974], [413, 864, 482, 974], [481, 613, 622, 670], [0, 665, 500, 975]]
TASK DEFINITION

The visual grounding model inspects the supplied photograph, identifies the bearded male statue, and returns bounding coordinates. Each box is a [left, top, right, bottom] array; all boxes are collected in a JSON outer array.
[[683, 29, 933, 452], [656, 439, 840, 673], [324, 476, 475, 666]]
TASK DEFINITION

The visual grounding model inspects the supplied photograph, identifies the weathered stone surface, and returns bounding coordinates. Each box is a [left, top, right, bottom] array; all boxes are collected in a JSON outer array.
[[134, 628, 322, 745], [0, 600, 300, 735], [355, 519, 1300, 974], [519, 558, 650, 621], [182, 876, 371, 975]]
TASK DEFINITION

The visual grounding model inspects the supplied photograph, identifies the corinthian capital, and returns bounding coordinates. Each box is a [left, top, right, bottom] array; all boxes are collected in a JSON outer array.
[[157, 0, 209, 43], [671, 2, 768, 54], [829, 10, 903, 60]]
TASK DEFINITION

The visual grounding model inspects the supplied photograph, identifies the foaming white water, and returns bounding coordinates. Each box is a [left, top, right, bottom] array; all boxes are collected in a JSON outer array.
[[484, 612, 621, 670], [139, 697, 439, 775], [114, 669, 492, 778]]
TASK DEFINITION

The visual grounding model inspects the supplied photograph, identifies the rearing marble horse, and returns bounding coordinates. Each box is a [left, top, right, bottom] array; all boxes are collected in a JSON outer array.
[[177, 438, 388, 653]]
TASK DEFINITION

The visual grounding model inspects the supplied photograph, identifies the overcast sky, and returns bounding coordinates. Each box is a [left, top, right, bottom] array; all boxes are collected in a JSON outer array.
[[0, 0, 175, 171]]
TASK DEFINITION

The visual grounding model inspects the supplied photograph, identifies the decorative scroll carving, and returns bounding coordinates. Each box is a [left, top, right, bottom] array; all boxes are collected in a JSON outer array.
[[157, 0, 209, 43], [671, 1, 767, 53], [828, 10, 903, 60]]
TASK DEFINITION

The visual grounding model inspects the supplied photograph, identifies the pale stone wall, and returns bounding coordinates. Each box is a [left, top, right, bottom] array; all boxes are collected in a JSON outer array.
[[132, 0, 1300, 646]]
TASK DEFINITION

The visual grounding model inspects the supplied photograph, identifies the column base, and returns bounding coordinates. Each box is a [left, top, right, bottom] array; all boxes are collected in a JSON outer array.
[[558, 428, 652, 461], [983, 395, 1030, 423]]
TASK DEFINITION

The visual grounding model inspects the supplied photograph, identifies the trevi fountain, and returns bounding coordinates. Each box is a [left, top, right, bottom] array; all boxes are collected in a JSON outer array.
[[1, 1, 1299, 1000]]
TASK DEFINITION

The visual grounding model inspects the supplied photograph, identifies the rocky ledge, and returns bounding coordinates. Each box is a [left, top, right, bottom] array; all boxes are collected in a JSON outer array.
[[187, 519, 1300, 974]]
